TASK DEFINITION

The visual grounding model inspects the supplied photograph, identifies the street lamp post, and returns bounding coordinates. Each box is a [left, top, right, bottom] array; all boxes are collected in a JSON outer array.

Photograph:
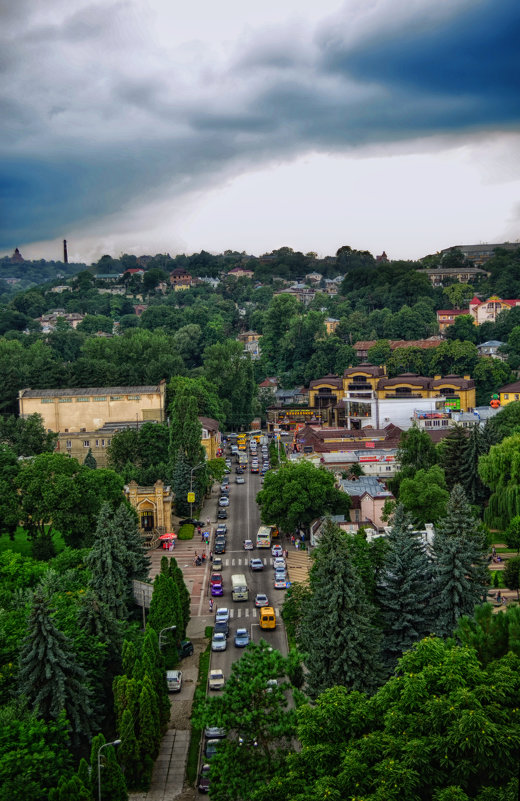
[[189, 462, 206, 521], [97, 739, 121, 801], [159, 625, 177, 650]]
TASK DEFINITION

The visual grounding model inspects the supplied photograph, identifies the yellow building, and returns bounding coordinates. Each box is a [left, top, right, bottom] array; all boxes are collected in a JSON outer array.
[[123, 480, 173, 549], [498, 381, 520, 407], [19, 383, 166, 433], [199, 416, 221, 459], [324, 318, 340, 335]]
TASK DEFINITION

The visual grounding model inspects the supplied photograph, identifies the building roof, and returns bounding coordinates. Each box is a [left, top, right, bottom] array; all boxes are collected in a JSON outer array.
[[170, 267, 191, 277], [431, 375, 475, 389], [19, 385, 163, 399], [295, 423, 402, 453], [309, 375, 343, 389], [344, 365, 385, 377], [199, 416, 219, 432], [477, 340, 505, 348], [354, 338, 444, 352], [378, 373, 431, 389], [436, 309, 470, 316], [499, 380, 520, 394], [340, 476, 393, 498]]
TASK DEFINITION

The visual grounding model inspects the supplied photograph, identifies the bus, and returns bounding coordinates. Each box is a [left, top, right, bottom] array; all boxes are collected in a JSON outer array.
[[238, 452, 248, 467], [231, 574, 248, 601], [256, 525, 272, 549]]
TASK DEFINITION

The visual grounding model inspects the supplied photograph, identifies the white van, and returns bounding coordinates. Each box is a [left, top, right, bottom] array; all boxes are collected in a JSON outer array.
[[166, 669, 182, 693]]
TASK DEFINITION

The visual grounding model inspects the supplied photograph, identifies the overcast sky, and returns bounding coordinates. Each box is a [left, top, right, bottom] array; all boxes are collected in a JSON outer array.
[[1, 0, 520, 263]]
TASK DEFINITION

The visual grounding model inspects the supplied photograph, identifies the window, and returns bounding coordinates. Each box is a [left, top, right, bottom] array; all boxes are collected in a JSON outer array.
[[101, 439, 106, 447], [93, 396, 106, 402], [76, 397, 90, 402], [516, 395, 519, 400], [95, 440, 99, 447], [66, 440, 72, 448], [110, 395, 123, 401], [41, 398, 54, 404], [127, 395, 141, 400], [504, 394, 509, 399], [83, 440, 90, 447], [59, 398, 72, 403]]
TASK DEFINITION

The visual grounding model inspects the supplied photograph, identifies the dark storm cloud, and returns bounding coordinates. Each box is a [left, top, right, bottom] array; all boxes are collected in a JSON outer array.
[[1, 0, 519, 250]]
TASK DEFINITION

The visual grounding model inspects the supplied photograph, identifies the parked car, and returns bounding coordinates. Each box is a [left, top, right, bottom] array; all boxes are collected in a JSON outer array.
[[218, 496, 229, 507], [214, 620, 229, 637], [273, 557, 286, 571], [211, 582, 223, 597], [204, 738, 222, 759], [165, 669, 182, 692], [217, 509, 228, 519], [212, 556, 223, 571], [214, 540, 226, 553], [255, 593, 269, 607], [250, 558, 264, 571], [211, 573, 223, 586], [243, 539, 254, 550], [204, 726, 226, 739], [177, 639, 194, 658], [236, 476, 245, 484], [216, 524, 228, 536], [208, 669, 225, 690], [274, 576, 287, 589], [215, 607, 229, 623], [236, 466, 244, 474], [211, 632, 227, 651], [220, 486, 230, 496], [234, 628, 250, 648], [197, 763, 210, 793], [271, 544, 283, 557]]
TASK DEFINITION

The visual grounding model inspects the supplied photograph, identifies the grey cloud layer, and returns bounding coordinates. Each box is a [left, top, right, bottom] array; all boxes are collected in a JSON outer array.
[[1, 0, 519, 248]]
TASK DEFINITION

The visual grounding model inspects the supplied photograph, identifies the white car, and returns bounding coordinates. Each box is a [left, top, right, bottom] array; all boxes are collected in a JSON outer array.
[[236, 476, 245, 484], [166, 669, 182, 692], [271, 544, 283, 557], [211, 632, 227, 651], [255, 593, 269, 607], [274, 576, 287, 589], [273, 557, 286, 571], [218, 496, 229, 507], [243, 539, 254, 550], [208, 669, 225, 690], [215, 608, 230, 624]]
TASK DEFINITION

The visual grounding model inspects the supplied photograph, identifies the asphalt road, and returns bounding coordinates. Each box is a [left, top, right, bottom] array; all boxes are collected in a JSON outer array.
[[209, 450, 288, 685]]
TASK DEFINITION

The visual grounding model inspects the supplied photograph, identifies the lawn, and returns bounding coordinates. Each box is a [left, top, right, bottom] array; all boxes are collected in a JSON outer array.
[[0, 527, 65, 557]]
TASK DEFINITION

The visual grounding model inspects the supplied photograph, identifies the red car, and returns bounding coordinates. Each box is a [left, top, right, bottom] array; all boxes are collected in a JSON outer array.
[[210, 573, 223, 586]]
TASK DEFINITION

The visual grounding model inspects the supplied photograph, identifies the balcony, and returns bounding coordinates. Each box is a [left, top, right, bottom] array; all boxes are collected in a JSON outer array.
[[383, 393, 424, 399]]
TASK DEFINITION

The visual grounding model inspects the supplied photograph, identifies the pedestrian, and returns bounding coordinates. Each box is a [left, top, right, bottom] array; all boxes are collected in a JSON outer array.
[[492, 546, 496, 557], [209, 550, 213, 562], [206, 517, 210, 526], [291, 535, 295, 547], [496, 590, 502, 602], [201, 529, 204, 542], [295, 540, 299, 550], [209, 599, 214, 612]]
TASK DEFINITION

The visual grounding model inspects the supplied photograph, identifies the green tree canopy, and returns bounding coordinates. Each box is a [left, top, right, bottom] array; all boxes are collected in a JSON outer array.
[[398, 465, 449, 525], [478, 432, 520, 528], [257, 461, 350, 536]]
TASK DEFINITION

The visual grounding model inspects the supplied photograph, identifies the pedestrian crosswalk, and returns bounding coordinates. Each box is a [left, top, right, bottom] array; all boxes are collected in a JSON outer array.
[[213, 606, 281, 619], [220, 556, 282, 568]]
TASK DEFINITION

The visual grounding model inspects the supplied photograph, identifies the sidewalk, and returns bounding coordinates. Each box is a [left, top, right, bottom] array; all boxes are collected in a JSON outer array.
[[129, 487, 219, 801]]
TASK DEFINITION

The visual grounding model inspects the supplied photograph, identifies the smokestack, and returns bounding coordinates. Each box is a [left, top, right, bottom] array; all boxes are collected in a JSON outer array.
[[63, 239, 68, 264]]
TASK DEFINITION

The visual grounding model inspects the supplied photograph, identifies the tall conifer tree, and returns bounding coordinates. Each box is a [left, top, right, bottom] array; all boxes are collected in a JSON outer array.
[[433, 484, 488, 638], [299, 520, 382, 698], [86, 504, 129, 619], [18, 590, 92, 743], [112, 502, 150, 580], [440, 425, 469, 489], [376, 504, 434, 672]]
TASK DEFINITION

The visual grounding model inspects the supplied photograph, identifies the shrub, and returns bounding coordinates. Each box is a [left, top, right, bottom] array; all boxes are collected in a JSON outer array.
[[178, 524, 194, 540]]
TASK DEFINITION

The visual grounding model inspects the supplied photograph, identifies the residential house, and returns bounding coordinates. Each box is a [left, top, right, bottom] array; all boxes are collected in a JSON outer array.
[[169, 266, 192, 289], [324, 317, 340, 335], [497, 381, 520, 407], [353, 337, 444, 360], [419, 266, 489, 287], [199, 416, 221, 459], [436, 309, 471, 332], [469, 295, 520, 325], [50, 285, 72, 293], [310, 514, 377, 546], [339, 476, 394, 531], [124, 268, 145, 277], [227, 266, 254, 279], [39, 310, 85, 332], [477, 340, 506, 359], [305, 271, 322, 284]]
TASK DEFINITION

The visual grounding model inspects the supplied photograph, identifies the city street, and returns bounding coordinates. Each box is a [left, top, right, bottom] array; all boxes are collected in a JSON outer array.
[[209, 458, 289, 685]]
